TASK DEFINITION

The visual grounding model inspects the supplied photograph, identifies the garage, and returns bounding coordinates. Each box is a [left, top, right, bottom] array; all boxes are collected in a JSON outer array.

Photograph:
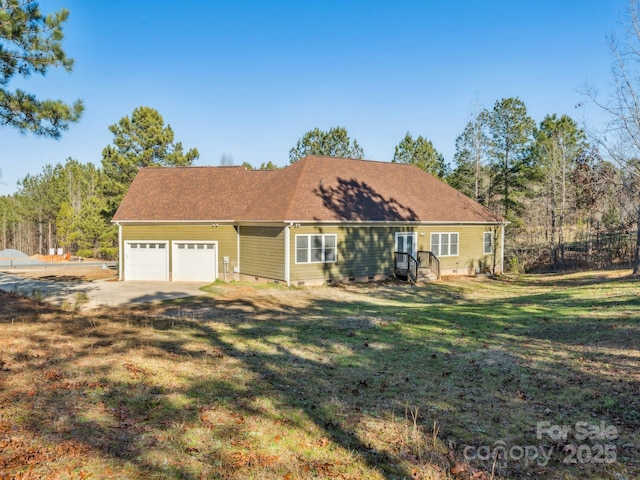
[[124, 241, 169, 281], [172, 241, 217, 282]]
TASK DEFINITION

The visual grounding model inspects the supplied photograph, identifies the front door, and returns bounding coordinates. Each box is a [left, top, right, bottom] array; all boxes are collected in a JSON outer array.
[[395, 232, 416, 269]]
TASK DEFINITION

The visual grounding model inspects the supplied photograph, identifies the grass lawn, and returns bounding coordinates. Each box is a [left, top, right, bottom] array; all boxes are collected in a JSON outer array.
[[0, 271, 638, 479]]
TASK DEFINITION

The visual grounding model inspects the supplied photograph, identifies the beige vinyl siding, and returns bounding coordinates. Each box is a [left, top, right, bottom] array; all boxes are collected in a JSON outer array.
[[120, 222, 503, 283], [290, 223, 503, 282], [416, 224, 502, 274], [290, 225, 415, 283], [239, 226, 286, 281], [121, 224, 238, 277]]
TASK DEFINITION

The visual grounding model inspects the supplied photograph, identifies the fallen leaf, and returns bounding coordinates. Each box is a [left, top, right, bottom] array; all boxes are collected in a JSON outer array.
[[451, 462, 467, 474]]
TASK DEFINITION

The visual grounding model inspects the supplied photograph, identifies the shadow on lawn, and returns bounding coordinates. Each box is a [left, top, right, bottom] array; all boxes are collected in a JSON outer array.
[[3, 289, 437, 478], [0, 272, 101, 302], [2, 275, 639, 479], [144, 280, 639, 477]]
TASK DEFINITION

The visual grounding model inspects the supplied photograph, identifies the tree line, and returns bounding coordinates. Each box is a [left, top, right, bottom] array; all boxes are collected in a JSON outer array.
[[0, 106, 199, 259], [2, 0, 640, 273], [252, 100, 631, 273], [0, 98, 620, 272]]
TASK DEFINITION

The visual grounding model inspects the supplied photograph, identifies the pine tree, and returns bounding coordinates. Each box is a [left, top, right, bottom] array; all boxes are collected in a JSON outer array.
[[289, 126, 364, 163], [392, 132, 448, 178], [0, 0, 83, 137], [101, 106, 199, 215]]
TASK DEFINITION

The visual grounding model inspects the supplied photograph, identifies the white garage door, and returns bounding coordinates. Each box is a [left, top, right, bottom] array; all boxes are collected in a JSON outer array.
[[125, 242, 169, 281], [172, 242, 217, 282]]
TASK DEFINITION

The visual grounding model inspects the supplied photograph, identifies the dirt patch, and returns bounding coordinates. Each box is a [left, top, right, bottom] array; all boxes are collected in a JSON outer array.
[[196, 280, 429, 317], [4, 265, 118, 282]]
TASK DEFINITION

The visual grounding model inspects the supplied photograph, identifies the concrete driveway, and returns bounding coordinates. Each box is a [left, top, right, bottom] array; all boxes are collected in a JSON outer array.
[[0, 272, 209, 310]]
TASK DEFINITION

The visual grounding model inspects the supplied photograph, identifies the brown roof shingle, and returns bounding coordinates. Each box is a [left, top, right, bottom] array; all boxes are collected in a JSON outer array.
[[112, 156, 503, 224]]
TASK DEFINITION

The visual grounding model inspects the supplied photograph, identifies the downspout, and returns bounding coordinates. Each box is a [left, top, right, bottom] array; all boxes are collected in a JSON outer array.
[[237, 224, 240, 279], [115, 222, 123, 281], [501, 223, 505, 274], [285, 222, 292, 286]]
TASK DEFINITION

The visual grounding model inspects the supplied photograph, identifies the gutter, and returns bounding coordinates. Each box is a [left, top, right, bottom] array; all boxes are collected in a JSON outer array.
[[284, 220, 506, 226], [112, 219, 505, 226], [111, 220, 236, 225]]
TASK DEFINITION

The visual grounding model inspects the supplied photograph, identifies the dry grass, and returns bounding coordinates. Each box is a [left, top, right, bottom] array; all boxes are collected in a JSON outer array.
[[0, 271, 638, 479]]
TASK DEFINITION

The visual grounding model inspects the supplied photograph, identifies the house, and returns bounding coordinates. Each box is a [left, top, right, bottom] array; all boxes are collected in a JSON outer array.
[[111, 155, 506, 285]]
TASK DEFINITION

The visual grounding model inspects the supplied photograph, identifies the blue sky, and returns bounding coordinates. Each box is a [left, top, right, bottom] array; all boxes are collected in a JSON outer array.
[[0, 0, 628, 195]]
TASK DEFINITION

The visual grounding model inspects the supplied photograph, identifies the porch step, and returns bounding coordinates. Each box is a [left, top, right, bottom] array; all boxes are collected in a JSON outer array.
[[395, 268, 438, 283], [417, 268, 438, 282]]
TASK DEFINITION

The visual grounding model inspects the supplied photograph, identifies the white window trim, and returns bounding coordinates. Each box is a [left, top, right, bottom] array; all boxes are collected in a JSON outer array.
[[430, 232, 459, 257], [173, 240, 217, 248], [394, 232, 417, 257], [295, 234, 337, 264], [483, 231, 493, 255]]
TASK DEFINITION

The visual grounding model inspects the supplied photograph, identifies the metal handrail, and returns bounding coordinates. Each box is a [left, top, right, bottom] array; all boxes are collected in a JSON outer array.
[[417, 250, 440, 279], [394, 251, 419, 282]]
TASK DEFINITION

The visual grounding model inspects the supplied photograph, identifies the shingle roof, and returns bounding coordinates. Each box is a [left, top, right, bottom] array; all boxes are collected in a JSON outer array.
[[112, 156, 503, 223]]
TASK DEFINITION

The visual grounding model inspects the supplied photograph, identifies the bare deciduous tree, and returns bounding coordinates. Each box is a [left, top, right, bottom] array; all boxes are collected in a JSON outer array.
[[585, 0, 640, 274]]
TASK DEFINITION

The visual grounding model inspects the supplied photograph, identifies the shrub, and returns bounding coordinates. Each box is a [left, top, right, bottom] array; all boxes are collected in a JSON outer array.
[[76, 249, 94, 259], [99, 247, 118, 261]]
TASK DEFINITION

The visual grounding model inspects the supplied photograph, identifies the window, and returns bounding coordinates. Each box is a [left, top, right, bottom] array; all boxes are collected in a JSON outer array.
[[483, 231, 493, 255], [431, 232, 459, 257], [296, 234, 337, 264]]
